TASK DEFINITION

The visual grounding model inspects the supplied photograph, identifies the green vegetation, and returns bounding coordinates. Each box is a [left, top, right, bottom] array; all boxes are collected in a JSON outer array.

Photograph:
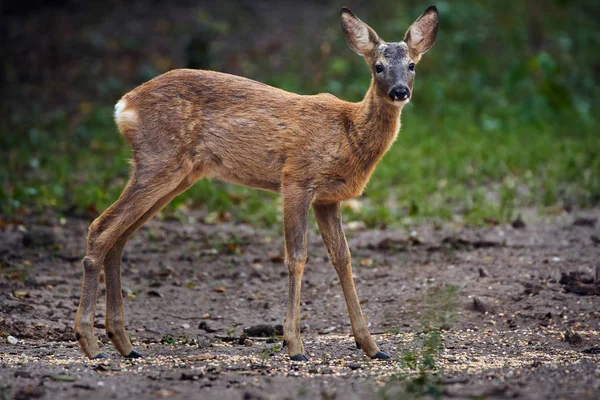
[[1, 1, 598, 227], [420, 284, 459, 331], [160, 333, 197, 346], [259, 342, 282, 361], [378, 330, 445, 399], [378, 284, 459, 399]]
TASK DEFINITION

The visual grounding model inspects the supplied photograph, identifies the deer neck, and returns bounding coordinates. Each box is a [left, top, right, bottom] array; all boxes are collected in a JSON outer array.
[[347, 80, 402, 169]]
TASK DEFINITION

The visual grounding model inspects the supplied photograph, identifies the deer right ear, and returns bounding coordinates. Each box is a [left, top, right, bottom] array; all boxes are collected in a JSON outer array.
[[340, 7, 380, 56]]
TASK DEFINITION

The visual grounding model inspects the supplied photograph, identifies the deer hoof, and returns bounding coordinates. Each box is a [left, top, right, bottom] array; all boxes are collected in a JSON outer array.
[[93, 353, 108, 359], [124, 349, 142, 358], [372, 351, 391, 360], [290, 354, 309, 362]]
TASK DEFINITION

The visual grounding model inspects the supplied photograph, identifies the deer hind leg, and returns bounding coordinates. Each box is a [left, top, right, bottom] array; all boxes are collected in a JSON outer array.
[[104, 172, 201, 358], [313, 202, 390, 359], [74, 168, 191, 359], [281, 183, 313, 361]]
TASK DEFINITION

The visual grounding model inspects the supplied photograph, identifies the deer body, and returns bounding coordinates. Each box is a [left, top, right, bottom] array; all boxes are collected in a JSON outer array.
[[117, 69, 400, 203], [75, 6, 438, 362]]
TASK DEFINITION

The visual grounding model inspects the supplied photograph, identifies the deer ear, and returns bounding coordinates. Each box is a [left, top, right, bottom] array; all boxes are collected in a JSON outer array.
[[340, 7, 380, 56], [404, 5, 439, 61]]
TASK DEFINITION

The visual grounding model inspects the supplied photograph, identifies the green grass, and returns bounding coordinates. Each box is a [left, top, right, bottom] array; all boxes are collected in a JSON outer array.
[[377, 284, 459, 399], [1, 103, 597, 228], [2, 0, 598, 226], [350, 108, 600, 227]]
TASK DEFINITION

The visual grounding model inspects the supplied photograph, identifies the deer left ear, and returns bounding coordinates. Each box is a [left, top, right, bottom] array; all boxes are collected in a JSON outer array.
[[404, 5, 439, 61]]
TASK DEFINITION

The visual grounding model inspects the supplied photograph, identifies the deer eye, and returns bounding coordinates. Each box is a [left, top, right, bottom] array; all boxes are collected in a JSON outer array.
[[375, 64, 384, 74], [408, 62, 415, 72]]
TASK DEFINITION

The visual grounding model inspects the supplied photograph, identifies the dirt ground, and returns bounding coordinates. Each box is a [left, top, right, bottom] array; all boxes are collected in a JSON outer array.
[[1, 209, 599, 400]]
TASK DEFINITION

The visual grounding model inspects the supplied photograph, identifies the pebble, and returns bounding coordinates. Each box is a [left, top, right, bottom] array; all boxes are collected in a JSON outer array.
[[22, 226, 60, 247], [7, 336, 19, 345], [346, 221, 366, 231], [319, 326, 337, 334]]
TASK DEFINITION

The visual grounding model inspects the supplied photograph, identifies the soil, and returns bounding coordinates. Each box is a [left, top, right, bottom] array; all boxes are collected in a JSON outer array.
[[1, 209, 599, 400]]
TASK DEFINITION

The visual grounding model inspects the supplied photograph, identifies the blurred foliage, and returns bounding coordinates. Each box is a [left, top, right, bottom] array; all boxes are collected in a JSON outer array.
[[1, 0, 599, 227]]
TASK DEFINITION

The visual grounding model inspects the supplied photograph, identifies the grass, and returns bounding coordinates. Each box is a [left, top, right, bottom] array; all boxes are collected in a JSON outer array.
[[346, 108, 599, 227], [2, 0, 598, 227], [160, 334, 197, 346], [1, 102, 597, 228], [377, 284, 459, 399], [259, 342, 282, 361]]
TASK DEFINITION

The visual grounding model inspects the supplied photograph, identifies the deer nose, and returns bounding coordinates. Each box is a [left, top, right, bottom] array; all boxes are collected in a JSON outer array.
[[389, 86, 410, 102]]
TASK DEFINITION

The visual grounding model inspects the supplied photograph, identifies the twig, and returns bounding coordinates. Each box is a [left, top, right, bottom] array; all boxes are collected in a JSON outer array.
[[214, 335, 280, 342], [164, 313, 205, 320]]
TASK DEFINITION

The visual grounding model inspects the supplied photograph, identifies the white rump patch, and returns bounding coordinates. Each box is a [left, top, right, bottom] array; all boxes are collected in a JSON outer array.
[[114, 99, 127, 119], [114, 99, 138, 131]]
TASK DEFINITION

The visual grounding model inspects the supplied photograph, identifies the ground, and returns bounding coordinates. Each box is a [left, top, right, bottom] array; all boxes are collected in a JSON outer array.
[[1, 209, 599, 400]]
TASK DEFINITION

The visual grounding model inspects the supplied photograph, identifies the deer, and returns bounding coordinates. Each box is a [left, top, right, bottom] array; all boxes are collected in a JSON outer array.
[[74, 5, 439, 362]]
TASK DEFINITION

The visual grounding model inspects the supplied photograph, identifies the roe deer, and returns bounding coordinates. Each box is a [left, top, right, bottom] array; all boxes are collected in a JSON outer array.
[[74, 6, 439, 361]]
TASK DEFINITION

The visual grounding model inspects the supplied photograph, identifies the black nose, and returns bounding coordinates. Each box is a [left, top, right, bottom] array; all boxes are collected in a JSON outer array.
[[389, 86, 410, 101]]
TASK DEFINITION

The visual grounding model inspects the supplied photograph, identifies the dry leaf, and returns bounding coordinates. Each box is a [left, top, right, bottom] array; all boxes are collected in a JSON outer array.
[[188, 353, 217, 362], [360, 259, 373, 267], [47, 374, 76, 382], [213, 285, 226, 293], [155, 388, 178, 398], [269, 252, 285, 263]]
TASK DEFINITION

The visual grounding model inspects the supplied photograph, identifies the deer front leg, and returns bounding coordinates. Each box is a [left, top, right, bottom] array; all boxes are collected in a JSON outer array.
[[313, 202, 390, 359], [281, 183, 313, 361]]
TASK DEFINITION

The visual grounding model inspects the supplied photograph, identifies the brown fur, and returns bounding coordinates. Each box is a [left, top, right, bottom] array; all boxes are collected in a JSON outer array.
[[118, 69, 399, 201], [74, 6, 439, 361]]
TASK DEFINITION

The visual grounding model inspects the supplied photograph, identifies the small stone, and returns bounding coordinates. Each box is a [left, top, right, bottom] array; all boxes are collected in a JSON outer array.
[[346, 221, 366, 231], [14, 370, 32, 379], [22, 226, 61, 247], [198, 321, 217, 333], [197, 334, 213, 349], [563, 329, 583, 345], [472, 297, 493, 313], [181, 323, 190, 329], [319, 326, 337, 334], [7, 335, 18, 345], [511, 217, 526, 229], [243, 339, 254, 346], [213, 285, 226, 293], [360, 259, 373, 267], [573, 217, 597, 227], [344, 199, 362, 212], [243, 324, 283, 337], [188, 353, 217, 361]]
